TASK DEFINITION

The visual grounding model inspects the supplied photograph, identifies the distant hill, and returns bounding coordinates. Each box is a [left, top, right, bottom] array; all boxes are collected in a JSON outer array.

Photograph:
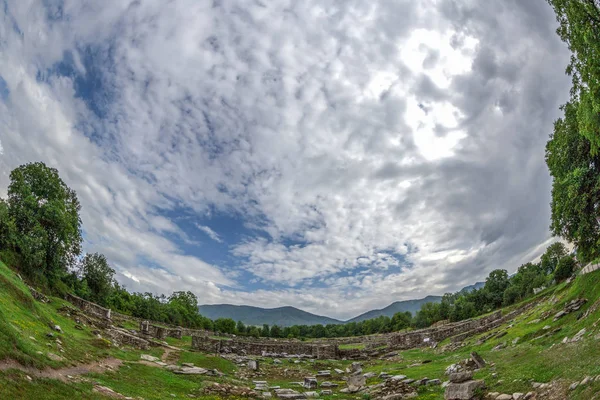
[[459, 281, 485, 293], [200, 283, 488, 326], [198, 304, 343, 327], [346, 295, 443, 323]]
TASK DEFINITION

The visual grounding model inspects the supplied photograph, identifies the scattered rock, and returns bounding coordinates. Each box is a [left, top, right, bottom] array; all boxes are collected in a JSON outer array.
[[46, 352, 63, 362], [444, 379, 485, 400], [140, 354, 159, 362], [320, 382, 338, 388], [347, 374, 367, 393], [570, 328, 586, 342], [449, 371, 473, 383], [304, 377, 318, 389], [470, 352, 486, 369], [248, 360, 259, 371], [173, 367, 209, 375], [495, 395, 512, 400]]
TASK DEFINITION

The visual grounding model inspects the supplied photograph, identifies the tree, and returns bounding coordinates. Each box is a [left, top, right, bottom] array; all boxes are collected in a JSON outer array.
[[545, 101, 600, 261], [555, 255, 577, 281], [261, 324, 270, 337], [547, 0, 600, 151], [391, 311, 412, 331], [214, 318, 236, 334], [168, 291, 200, 327], [79, 253, 115, 305], [484, 269, 510, 309], [236, 320, 246, 335], [6, 162, 82, 282], [270, 325, 282, 338], [540, 242, 568, 275]]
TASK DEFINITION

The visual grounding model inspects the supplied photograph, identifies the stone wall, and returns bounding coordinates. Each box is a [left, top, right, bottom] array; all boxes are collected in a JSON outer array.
[[65, 294, 112, 320], [105, 328, 150, 349], [450, 303, 536, 343], [191, 336, 340, 359], [387, 311, 502, 349], [581, 262, 600, 275]]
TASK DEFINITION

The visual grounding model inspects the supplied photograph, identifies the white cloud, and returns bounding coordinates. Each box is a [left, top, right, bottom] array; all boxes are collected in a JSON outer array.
[[0, 0, 573, 319], [196, 224, 223, 243]]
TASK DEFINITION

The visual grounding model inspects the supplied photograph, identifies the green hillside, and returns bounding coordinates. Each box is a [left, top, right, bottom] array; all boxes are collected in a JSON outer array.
[[2, 257, 600, 399]]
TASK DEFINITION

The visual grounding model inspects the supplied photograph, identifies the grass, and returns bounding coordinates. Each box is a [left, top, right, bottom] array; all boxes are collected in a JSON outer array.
[[177, 351, 237, 374], [0, 370, 105, 400], [339, 343, 366, 350], [87, 363, 213, 400]]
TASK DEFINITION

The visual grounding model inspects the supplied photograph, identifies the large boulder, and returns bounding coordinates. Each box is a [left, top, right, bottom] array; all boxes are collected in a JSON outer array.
[[444, 380, 485, 400]]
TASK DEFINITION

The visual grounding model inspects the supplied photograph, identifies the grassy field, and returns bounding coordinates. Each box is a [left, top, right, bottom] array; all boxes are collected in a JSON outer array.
[[2, 258, 600, 399]]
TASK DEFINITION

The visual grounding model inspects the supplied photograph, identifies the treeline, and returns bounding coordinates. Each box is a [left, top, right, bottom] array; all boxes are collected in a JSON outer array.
[[221, 242, 576, 339]]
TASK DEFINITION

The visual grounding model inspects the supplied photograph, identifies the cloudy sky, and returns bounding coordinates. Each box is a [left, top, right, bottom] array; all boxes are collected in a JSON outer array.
[[0, 0, 571, 320]]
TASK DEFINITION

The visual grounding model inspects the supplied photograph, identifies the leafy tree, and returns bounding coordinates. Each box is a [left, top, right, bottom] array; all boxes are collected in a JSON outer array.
[[270, 325, 282, 338], [261, 324, 270, 337], [540, 242, 568, 274], [214, 318, 236, 334], [79, 253, 115, 305], [484, 269, 510, 309], [6, 162, 82, 282], [547, 0, 600, 151], [167, 291, 201, 327], [546, 101, 600, 261], [391, 311, 412, 331], [236, 320, 246, 335], [555, 255, 577, 281]]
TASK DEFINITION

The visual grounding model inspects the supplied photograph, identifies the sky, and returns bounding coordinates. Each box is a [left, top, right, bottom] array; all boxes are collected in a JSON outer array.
[[0, 0, 572, 320]]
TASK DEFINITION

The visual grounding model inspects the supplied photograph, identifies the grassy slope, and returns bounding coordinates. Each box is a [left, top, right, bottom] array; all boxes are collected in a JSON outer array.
[[2, 258, 600, 399]]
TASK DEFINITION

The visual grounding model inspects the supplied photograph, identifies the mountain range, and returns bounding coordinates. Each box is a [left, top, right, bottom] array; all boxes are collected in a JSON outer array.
[[198, 282, 486, 327]]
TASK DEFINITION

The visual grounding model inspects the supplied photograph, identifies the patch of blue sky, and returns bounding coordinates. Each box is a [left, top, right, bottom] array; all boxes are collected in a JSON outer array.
[[0, 76, 9, 101]]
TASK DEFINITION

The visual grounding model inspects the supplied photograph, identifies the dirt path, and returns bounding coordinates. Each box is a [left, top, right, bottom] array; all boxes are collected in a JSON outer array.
[[0, 357, 122, 382], [161, 347, 180, 364]]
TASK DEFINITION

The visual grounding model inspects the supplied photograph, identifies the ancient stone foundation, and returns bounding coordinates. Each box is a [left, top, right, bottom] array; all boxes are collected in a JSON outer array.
[[387, 311, 503, 349], [65, 294, 112, 320], [191, 336, 340, 359]]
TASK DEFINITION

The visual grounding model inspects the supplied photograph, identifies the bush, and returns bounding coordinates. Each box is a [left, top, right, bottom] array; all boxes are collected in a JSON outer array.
[[554, 255, 576, 282]]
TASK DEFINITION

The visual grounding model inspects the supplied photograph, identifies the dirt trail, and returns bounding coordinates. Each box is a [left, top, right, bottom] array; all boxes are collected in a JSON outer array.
[[0, 357, 122, 381], [161, 347, 180, 364]]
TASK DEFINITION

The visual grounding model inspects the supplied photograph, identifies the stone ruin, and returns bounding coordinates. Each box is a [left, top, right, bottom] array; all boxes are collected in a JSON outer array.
[[191, 336, 340, 359]]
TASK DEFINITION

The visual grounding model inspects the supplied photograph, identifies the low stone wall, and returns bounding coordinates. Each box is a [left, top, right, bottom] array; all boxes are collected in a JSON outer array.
[[581, 262, 600, 275], [105, 328, 150, 349], [450, 302, 536, 343], [387, 311, 502, 349], [191, 336, 340, 359], [65, 294, 112, 320]]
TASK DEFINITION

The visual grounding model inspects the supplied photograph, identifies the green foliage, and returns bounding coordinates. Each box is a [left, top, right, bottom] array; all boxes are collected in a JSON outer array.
[[214, 318, 236, 334], [546, 101, 600, 262], [79, 253, 115, 306], [547, 0, 600, 150], [4, 162, 82, 285], [484, 269, 510, 309], [555, 254, 577, 281], [546, 1, 600, 261], [540, 242, 568, 275]]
